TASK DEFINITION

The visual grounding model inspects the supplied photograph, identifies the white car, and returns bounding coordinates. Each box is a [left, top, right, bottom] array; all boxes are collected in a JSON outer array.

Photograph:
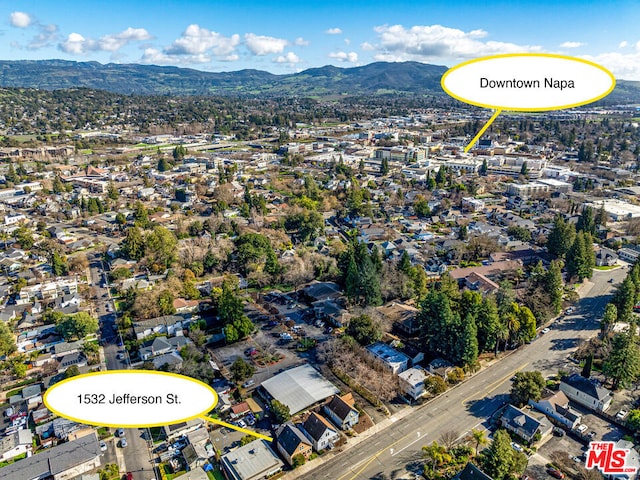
[[541, 328, 550, 334], [616, 410, 628, 420], [100, 441, 108, 452], [237, 420, 247, 429], [511, 442, 524, 453], [576, 424, 588, 433]]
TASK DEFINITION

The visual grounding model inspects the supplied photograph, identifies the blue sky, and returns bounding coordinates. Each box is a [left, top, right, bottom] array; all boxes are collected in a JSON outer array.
[[3, 0, 640, 79]]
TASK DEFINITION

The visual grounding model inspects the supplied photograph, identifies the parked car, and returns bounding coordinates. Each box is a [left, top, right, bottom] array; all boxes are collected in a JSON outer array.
[[244, 348, 257, 356], [511, 442, 524, 453], [100, 441, 107, 452], [116, 428, 125, 437], [237, 420, 247, 429], [126, 473, 133, 480], [242, 380, 255, 388], [552, 427, 565, 437], [616, 409, 628, 420], [120, 438, 128, 448], [541, 328, 550, 334], [547, 468, 564, 479], [576, 424, 588, 433]]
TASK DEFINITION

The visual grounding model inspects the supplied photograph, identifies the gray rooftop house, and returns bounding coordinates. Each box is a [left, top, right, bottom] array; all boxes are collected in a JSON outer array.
[[1, 431, 101, 480], [559, 373, 613, 412], [221, 439, 284, 480], [500, 404, 550, 443]]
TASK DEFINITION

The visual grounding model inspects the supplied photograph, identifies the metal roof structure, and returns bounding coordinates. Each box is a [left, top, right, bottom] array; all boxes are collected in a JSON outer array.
[[221, 439, 284, 480], [261, 364, 339, 414]]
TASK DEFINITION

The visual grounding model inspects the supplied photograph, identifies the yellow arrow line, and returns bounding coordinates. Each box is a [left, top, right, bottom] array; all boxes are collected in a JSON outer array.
[[464, 109, 503, 153], [200, 415, 273, 442]]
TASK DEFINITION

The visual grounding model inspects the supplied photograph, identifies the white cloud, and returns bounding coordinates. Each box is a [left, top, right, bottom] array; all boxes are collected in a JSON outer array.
[[99, 27, 152, 52], [361, 42, 375, 51], [141, 47, 212, 65], [274, 52, 301, 64], [583, 51, 640, 80], [59, 27, 152, 54], [619, 41, 628, 48], [560, 41, 584, 48], [165, 24, 240, 57], [371, 24, 540, 62], [28, 23, 59, 50], [325, 27, 342, 35], [244, 33, 288, 55], [329, 51, 358, 63], [10, 12, 32, 28], [294, 37, 309, 46], [344, 38, 351, 45], [59, 33, 89, 54]]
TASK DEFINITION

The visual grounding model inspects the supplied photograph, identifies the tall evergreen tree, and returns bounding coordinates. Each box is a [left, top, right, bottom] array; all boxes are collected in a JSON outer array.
[[613, 275, 636, 323], [476, 296, 501, 353], [602, 327, 640, 389], [546, 215, 575, 258], [545, 260, 564, 315], [457, 313, 479, 368], [479, 158, 488, 176], [576, 206, 596, 236], [566, 231, 594, 281], [380, 157, 389, 175], [601, 303, 617, 337]]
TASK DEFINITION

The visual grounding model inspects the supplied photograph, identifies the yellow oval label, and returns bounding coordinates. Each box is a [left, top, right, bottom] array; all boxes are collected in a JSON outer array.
[[441, 53, 615, 112], [43, 370, 218, 428]]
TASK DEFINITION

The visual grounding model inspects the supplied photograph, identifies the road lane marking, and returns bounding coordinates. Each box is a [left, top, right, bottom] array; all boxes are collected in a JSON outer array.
[[461, 362, 528, 405], [391, 433, 426, 457], [338, 429, 420, 480]]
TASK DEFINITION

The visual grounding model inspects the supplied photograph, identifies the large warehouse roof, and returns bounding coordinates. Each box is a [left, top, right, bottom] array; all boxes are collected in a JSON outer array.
[[261, 364, 339, 414]]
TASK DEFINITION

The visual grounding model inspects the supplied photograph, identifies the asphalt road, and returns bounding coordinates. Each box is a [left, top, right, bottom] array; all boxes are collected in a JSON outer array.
[[299, 267, 625, 480], [88, 252, 155, 479]]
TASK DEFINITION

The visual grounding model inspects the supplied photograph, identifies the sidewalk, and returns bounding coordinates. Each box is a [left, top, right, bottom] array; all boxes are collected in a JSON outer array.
[[278, 349, 514, 479]]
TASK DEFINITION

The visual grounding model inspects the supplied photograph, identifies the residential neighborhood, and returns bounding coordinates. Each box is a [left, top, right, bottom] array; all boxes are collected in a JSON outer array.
[[0, 40, 639, 480]]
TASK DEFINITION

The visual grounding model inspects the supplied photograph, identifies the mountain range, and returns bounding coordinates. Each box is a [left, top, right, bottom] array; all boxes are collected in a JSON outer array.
[[0, 59, 638, 103]]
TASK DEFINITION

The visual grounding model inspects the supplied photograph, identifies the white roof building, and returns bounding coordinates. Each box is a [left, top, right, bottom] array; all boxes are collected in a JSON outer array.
[[261, 364, 339, 415]]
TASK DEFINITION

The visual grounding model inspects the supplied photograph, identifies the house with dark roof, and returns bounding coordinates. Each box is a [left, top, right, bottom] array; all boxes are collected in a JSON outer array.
[[276, 422, 312, 466], [152, 352, 183, 369], [1, 431, 101, 480], [323, 393, 359, 430], [454, 462, 494, 480], [500, 404, 551, 443], [559, 373, 612, 412], [139, 335, 191, 360], [301, 412, 340, 452], [595, 247, 618, 267], [529, 390, 582, 429], [58, 352, 87, 372], [302, 281, 342, 303]]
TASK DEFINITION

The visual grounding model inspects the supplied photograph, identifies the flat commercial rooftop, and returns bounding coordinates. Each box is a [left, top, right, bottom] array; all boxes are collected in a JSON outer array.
[[261, 364, 339, 414]]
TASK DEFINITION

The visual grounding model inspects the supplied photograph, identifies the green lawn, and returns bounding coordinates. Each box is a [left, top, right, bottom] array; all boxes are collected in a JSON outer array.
[[208, 469, 225, 480], [594, 265, 616, 270]]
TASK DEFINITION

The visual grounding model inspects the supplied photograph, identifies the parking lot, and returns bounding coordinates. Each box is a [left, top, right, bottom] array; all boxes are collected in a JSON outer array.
[[208, 306, 334, 389], [524, 402, 630, 480]]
